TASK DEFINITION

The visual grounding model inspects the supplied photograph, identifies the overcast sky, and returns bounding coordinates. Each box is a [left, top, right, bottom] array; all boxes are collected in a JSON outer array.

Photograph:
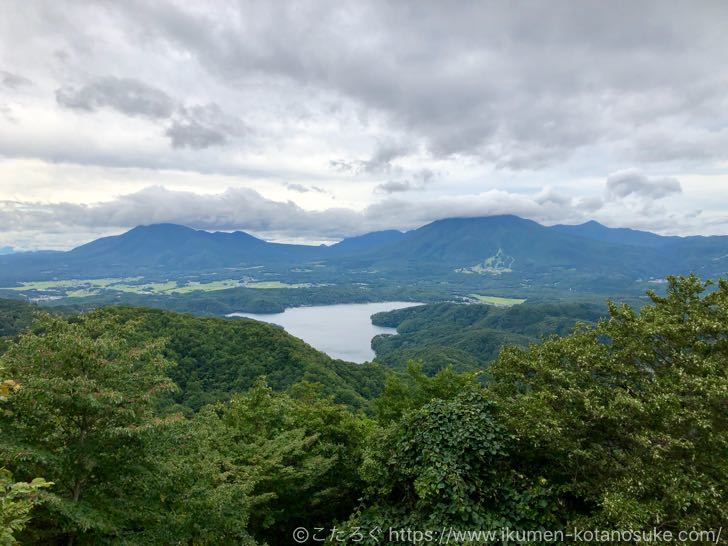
[[1, 1, 728, 249]]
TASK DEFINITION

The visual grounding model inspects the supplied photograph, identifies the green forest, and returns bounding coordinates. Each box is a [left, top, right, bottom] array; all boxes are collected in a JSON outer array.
[[1, 275, 726, 544], [370, 301, 607, 374]]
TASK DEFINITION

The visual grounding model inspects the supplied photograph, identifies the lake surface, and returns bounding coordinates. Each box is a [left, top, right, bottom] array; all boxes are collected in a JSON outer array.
[[228, 301, 422, 363]]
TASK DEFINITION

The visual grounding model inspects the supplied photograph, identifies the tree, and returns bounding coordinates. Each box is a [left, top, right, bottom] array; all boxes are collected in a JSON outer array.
[[133, 379, 372, 545], [221, 379, 372, 544], [0, 469, 51, 545], [0, 313, 176, 544], [346, 390, 556, 541], [488, 275, 728, 530], [374, 362, 479, 424], [129, 410, 258, 545]]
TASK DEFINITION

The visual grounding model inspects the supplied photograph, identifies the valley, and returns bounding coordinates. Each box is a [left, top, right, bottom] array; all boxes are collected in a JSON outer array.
[[2, 215, 724, 315], [4, 6, 727, 543], [229, 301, 422, 363], [2, 219, 726, 544], [0, 276, 317, 299]]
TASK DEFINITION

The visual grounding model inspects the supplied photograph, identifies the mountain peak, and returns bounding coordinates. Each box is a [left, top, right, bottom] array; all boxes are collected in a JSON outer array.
[[550, 219, 673, 247], [126, 223, 198, 234], [581, 220, 607, 228]]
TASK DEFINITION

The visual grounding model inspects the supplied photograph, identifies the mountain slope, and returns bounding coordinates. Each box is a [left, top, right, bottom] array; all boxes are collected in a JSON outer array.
[[0, 224, 323, 282], [70, 223, 320, 270], [95, 306, 385, 410], [359, 215, 728, 279], [1, 216, 728, 285], [370, 301, 606, 374], [364, 215, 651, 274], [329, 230, 405, 254], [550, 220, 677, 247]]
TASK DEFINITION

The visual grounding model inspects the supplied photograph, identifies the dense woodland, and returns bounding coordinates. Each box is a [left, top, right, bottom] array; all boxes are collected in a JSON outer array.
[[371, 301, 606, 374], [1, 275, 726, 544]]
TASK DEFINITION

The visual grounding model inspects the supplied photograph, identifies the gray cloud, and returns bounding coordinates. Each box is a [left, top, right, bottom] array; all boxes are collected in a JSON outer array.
[[0, 104, 16, 123], [55, 77, 245, 149], [606, 169, 682, 200], [376, 180, 413, 193], [166, 103, 245, 149], [4, 2, 728, 174], [375, 168, 435, 193], [2, 1, 728, 248], [286, 183, 310, 193], [0, 173, 708, 250], [1, 70, 32, 89], [333, 141, 414, 175], [56, 76, 175, 119], [285, 183, 326, 193], [102, 1, 728, 169]]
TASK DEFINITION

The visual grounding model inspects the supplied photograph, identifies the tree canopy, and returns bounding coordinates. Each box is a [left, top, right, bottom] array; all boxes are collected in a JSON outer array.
[[0, 275, 725, 542]]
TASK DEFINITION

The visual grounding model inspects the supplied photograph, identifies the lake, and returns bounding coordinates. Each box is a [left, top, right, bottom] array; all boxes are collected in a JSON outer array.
[[228, 301, 422, 363]]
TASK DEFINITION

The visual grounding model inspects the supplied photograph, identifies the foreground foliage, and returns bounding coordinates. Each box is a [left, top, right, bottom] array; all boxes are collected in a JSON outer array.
[[0, 275, 725, 543], [0, 314, 176, 543], [345, 275, 727, 536], [0, 469, 51, 545], [489, 274, 728, 529], [0, 313, 371, 544], [93, 306, 385, 411]]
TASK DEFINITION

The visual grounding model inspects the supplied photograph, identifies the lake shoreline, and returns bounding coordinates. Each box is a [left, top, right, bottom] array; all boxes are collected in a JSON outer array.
[[228, 301, 422, 363]]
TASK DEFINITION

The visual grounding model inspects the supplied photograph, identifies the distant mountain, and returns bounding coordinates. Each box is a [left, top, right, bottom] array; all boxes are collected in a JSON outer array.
[[329, 230, 405, 254], [550, 220, 678, 247], [0, 216, 727, 285], [347, 215, 728, 281], [363, 215, 649, 273], [70, 223, 272, 268], [0, 225, 317, 283]]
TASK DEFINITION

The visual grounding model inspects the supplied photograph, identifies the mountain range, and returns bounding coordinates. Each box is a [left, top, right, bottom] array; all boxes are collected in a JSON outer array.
[[1, 215, 727, 285]]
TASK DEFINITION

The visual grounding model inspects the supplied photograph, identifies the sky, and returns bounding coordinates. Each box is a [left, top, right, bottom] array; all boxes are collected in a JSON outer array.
[[1, 1, 728, 250]]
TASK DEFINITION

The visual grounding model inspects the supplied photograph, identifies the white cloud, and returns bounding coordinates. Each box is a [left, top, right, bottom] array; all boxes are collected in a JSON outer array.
[[1, 2, 727, 247], [0, 172, 718, 250]]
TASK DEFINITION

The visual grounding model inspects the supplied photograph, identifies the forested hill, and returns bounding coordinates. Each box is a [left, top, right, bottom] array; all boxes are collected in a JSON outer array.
[[0, 299, 384, 411], [371, 301, 606, 373], [2, 275, 725, 544], [91, 306, 385, 411], [0, 298, 36, 337]]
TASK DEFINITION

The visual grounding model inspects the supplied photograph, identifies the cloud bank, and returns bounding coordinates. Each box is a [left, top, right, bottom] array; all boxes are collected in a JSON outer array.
[[1, 1, 728, 246], [0, 171, 704, 250]]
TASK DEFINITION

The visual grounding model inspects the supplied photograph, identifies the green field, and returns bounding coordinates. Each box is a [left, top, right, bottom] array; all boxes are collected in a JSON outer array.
[[1, 277, 247, 297], [243, 281, 312, 289], [109, 281, 180, 294], [468, 293, 526, 306], [1, 277, 141, 291], [0, 277, 317, 298], [65, 289, 102, 298], [167, 279, 246, 293]]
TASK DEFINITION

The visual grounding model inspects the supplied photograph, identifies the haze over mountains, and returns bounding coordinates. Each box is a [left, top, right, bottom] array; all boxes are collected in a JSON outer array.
[[1, 215, 727, 286]]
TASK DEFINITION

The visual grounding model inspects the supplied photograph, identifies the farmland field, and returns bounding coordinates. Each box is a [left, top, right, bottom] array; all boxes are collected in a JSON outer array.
[[0, 277, 318, 299], [243, 281, 313, 289], [468, 293, 526, 306], [1, 278, 141, 291], [1, 278, 248, 298], [110, 281, 179, 294]]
